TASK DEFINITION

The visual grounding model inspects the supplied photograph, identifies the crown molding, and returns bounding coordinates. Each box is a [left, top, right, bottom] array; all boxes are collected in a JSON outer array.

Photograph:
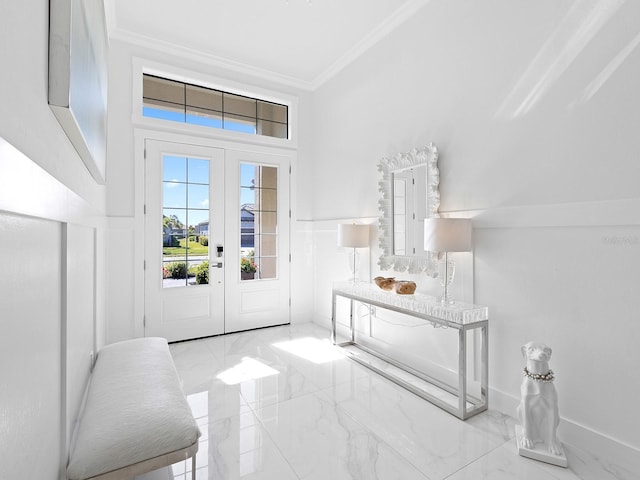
[[105, 0, 430, 92], [310, 0, 431, 89], [108, 28, 315, 91], [103, 0, 117, 44]]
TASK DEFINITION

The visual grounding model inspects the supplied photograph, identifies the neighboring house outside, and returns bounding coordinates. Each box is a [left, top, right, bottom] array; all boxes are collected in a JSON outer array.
[[163, 226, 186, 246], [184, 210, 253, 247], [241, 204, 255, 248], [194, 221, 209, 237]]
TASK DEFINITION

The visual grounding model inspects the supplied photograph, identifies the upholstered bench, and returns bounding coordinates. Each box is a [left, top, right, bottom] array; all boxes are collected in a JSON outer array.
[[67, 338, 200, 480]]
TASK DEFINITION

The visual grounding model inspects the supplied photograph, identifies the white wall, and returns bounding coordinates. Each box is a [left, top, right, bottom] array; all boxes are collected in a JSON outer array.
[[0, 0, 107, 477], [306, 0, 640, 463]]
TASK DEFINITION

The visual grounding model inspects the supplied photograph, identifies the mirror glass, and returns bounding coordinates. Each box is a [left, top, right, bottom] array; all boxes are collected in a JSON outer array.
[[378, 143, 440, 274], [392, 166, 428, 256]]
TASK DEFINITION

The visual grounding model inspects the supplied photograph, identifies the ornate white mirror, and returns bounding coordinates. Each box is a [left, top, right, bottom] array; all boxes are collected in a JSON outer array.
[[378, 143, 440, 274]]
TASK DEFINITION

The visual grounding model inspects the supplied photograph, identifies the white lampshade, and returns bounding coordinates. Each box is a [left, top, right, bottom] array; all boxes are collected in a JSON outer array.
[[338, 223, 370, 248], [424, 218, 472, 252]]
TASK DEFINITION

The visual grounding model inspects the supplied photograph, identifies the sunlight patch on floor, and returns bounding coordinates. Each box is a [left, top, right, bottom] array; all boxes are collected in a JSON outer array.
[[216, 357, 280, 385]]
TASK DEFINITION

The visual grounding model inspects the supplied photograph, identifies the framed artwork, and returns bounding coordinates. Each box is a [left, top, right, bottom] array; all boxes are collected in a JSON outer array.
[[49, 0, 108, 184]]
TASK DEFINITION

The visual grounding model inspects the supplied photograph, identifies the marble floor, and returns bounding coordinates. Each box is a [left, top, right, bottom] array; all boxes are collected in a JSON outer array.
[[164, 322, 636, 480]]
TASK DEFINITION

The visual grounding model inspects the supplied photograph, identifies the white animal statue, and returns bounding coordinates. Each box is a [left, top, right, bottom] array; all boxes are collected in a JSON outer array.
[[516, 341, 562, 456]]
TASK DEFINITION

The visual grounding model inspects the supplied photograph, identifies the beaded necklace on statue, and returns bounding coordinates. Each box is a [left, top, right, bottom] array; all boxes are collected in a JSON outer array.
[[523, 367, 554, 383]]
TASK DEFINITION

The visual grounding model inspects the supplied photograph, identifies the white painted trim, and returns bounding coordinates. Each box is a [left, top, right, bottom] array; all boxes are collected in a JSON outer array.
[[133, 128, 298, 159], [134, 133, 146, 340], [489, 387, 640, 473], [447, 197, 640, 229], [0, 136, 103, 226], [104, 215, 142, 341], [102, 0, 117, 41], [298, 216, 379, 228]]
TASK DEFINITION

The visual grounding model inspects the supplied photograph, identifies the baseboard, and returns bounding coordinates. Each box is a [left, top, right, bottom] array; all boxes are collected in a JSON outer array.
[[313, 315, 640, 473], [489, 387, 640, 474]]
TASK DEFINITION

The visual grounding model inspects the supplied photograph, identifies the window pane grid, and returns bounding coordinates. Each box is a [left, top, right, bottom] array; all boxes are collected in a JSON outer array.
[[166, 181, 209, 187], [240, 163, 278, 281], [162, 156, 210, 288], [143, 74, 288, 139]]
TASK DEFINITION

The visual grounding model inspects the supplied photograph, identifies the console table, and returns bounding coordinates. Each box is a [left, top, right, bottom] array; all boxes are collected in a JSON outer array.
[[331, 283, 488, 420]]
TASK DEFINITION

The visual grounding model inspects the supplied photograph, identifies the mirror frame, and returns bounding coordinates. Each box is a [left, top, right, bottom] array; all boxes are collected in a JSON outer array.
[[377, 142, 440, 274]]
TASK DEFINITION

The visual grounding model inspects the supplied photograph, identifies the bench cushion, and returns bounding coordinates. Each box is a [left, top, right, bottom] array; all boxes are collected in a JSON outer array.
[[67, 338, 200, 480]]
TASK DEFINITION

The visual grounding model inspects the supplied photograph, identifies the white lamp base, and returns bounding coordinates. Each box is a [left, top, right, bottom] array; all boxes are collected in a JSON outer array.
[[438, 253, 456, 304], [347, 248, 362, 285]]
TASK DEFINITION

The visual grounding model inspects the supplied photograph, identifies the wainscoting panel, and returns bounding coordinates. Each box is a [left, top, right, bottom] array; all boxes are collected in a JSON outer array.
[[0, 212, 62, 480]]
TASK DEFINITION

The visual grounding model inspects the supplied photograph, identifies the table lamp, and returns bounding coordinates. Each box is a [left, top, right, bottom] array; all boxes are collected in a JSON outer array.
[[424, 218, 472, 304], [338, 223, 370, 285]]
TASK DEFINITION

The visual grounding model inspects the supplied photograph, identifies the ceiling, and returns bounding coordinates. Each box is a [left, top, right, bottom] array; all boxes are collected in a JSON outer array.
[[104, 0, 428, 90]]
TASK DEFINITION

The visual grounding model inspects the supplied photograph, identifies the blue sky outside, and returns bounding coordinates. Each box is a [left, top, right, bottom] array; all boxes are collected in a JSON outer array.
[[143, 106, 256, 134]]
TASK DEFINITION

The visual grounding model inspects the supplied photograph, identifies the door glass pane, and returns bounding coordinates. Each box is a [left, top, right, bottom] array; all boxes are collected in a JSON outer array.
[[163, 183, 186, 208], [256, 257, 276, 280], [241, 234, 255, 248], [163, 156, 187, 182], [240, 163, 277, 281], [188, 184, 209, 209], [255, 212, 277, 234], [259, 189, 277, 209], [257, 234, 277, 257], [240, 187, 256, 205], [240, 163, 256, 187], [188, 158, 210, 184], [162, 155, 209, 288], [258, 166, 277, 189]]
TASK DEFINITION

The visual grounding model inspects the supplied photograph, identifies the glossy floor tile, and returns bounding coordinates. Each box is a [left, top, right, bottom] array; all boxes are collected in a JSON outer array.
[[166, 323, 634, 480]]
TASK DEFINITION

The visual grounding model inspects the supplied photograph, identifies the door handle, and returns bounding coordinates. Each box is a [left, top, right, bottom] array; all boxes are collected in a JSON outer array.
[[211, 262, 223, 268]]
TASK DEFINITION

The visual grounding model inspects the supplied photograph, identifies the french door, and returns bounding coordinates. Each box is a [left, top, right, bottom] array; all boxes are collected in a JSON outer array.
[[144, 139, 290, 341]]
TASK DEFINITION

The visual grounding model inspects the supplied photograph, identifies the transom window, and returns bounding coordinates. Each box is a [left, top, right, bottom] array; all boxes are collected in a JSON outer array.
[[142, 74, 288, 139]]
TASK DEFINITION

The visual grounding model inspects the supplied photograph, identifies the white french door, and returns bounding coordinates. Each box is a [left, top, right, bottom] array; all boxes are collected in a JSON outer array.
[[144, 139, 290, 342], [144, 141, 225, 341], [224, 149, 291, 333]]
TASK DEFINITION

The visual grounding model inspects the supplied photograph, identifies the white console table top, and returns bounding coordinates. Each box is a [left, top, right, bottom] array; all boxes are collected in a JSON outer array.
[[333, 282, 488, 326]]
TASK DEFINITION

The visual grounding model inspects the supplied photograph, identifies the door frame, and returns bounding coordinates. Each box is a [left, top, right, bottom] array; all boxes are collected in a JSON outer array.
[[132, 128, 296, 339]]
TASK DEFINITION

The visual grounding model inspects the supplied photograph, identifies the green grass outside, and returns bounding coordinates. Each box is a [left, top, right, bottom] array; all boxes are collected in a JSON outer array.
[[163, 238, 209, 257]]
